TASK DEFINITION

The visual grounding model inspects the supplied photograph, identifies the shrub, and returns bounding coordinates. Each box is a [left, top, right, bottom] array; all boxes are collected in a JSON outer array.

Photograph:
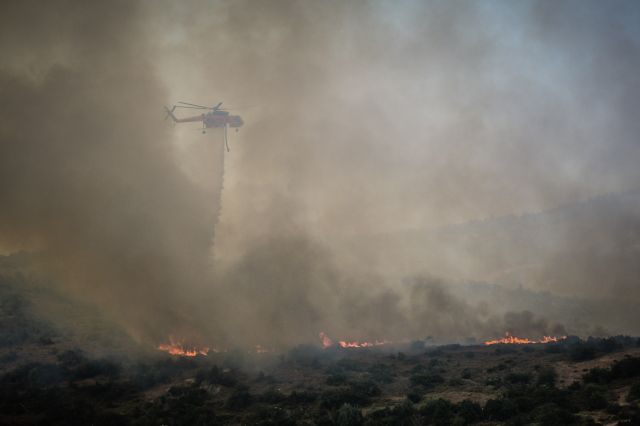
[[582, 367, 611, 384], [456, 399, 482, 424], [367, 363, 394, 384], [483, 398, 518, 421], [569, 343, 597, 362], [505, 372, 531, 385], [420, 398, 455, 425], [287, 389, 318, 404], [350, 379, 381, 398], [536, 366, 558, 387], [259, 387, 286, 404], [530, 403, 577, 425], [336, 358, 365, 372], [406, 386, 424, 403], [319, 380, 380, 409], [576, 384, 608, 410], [326, 372, 348, 386], [57, 349, 86, 369], [226, 386, 253, 410], [1, 362, 65, 388], [197, 365, 237, 387], [250, 405, 294, 425], [72, 359, 121, 380], [336, 404, 363, 426], [610, 357, 640, 380], [627, 383, 640, 402], [410, 372, 444, 388]]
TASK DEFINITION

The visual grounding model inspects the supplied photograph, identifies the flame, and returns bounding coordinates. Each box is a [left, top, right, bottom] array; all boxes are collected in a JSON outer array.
[[319, 332, 391, 349], [319, 331, 333, 348], [254, 344, 271, 353], [157, 336, 211, 357], [338, 339, 391, 348], [157, 337, 273, 356], [484, 332, 566, 346]]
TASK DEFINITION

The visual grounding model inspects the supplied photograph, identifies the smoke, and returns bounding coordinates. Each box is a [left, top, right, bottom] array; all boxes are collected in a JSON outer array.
[[0, 0, 220, 343], [1, 0, 639, 349]]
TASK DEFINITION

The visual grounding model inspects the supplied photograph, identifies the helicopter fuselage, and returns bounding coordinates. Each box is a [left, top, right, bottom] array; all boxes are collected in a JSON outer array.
[[165, 108, 243, 129], [203, 111, 244, 128]]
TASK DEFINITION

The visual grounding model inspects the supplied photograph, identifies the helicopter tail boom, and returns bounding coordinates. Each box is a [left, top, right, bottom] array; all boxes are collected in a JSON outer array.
[[165, 105, 204, 123]]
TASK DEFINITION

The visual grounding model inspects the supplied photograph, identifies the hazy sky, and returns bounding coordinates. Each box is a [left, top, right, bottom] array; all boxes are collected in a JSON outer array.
[[153, 0, 640, 239], [1, 0, 639, 347]]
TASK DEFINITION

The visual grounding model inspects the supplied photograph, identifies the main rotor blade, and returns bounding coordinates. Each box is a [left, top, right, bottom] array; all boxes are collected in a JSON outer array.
[[175, 105, 208, 109], [178, 101, 210, 109]]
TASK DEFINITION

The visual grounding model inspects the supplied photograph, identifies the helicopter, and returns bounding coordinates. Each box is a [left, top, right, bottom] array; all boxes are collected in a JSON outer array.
[[164, 101, 244, 151]]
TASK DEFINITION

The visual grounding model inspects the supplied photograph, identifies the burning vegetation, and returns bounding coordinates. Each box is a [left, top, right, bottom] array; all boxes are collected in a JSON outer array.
[[319, 332, 392, 350], [157, 336, 211, 357], [3, 269, 640, 425], [484, 332, 567, 346]]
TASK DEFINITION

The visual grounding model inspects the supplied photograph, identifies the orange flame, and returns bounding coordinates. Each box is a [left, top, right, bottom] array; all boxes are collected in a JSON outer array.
[[157, 337, 273, 356], [157, 336, 210, 357], [254, 344, 271, 354], [320, 332, 391, 349], [484, 332, 566, 346], [319, 332, 333, 348], [338, 339, 391, 348]]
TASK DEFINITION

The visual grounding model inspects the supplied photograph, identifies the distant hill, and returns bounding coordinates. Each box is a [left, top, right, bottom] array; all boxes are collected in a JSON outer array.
[[360, 189, 640, 334]]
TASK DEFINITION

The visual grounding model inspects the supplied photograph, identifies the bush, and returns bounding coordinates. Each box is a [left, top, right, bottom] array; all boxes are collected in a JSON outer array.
[[483, 398, 518, 421], [336, 358, 365, 372], [456, 399, 482, 424], [350, 379, 381, 398], [72, 359, 121, 380], [1, 362, 65, 388], [627, 383, 640, 402], [259, 387, 286, 404], [287, 389, 318, 404], [57, 349, 86, 369], [536, 366, 558, 387], [226, 386, 253, 410], [569, 343, 597, 362], [420, 398, 455, 425], [197, 365, 237, 387], [250, 405, 295, 425], [505, 372, 531, 385], [326, 372, 348, 386], [530, 403, 577, 425], [582, 367, 611, 384], [365, 401, 416, 425], [368, 363, 394, 384], [410, 372, 444, 388], [576, 384, 608, 410], [320, 387, 372, 409], [610, 357, 640, 380], [406, 386, 424, 403], [336, 404, 363, 426]]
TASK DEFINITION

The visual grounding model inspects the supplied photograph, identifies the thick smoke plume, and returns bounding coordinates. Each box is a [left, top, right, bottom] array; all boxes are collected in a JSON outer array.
[[1, 0, 640, 349], [0, 1, 219, 344]]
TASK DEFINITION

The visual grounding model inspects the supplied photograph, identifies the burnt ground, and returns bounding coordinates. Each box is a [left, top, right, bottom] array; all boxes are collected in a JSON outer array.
[[2, 266, 640, 425]]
